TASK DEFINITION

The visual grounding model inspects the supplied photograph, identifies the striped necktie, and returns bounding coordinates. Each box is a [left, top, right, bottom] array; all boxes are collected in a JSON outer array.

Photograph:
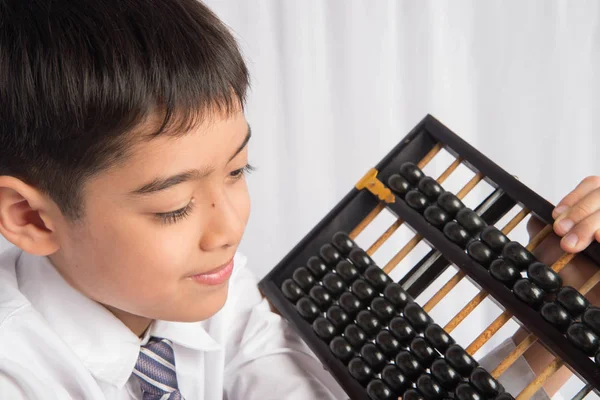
[[132, 337, 185, 400]]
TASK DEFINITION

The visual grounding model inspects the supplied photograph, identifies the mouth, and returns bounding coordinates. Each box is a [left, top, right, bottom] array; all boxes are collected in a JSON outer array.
[[188, 258, 235, 286]]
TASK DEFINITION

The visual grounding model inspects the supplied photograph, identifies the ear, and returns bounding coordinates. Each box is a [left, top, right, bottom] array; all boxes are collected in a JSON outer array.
[[0, 176, 61, 256]]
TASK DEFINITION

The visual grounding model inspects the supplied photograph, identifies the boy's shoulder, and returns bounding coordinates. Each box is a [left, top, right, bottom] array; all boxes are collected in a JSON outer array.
[[0, 246, 31, 323]]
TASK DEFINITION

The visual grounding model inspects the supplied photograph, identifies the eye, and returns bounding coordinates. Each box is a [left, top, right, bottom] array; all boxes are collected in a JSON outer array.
[[230, 163, 255, 180], [155, 201, 195, 225]]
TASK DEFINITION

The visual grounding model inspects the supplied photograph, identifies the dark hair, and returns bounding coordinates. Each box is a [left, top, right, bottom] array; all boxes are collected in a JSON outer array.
[[0, 0, 249, 219]]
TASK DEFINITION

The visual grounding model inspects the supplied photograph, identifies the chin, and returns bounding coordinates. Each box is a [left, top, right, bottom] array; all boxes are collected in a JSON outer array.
[[174, 282, 231, 322]]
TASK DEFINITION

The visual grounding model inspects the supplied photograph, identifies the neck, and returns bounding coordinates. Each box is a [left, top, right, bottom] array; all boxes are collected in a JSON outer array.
[[104, 304, 153, 337]]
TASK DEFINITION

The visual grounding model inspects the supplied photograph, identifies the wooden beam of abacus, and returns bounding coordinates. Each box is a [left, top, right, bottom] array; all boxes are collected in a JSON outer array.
[[349, 143, 443, 240], [366, 157, 462, 255], [465, 244, 578, 356], [515, 358, 564, 400], [423, 209, 537, 313], [381, 172, 484, 274], [491, 268, 600, 379]]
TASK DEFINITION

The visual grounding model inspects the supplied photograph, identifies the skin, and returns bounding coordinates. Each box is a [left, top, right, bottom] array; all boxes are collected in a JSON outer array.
[[0, 109, 251, 337], [516, 176, 600, 396]]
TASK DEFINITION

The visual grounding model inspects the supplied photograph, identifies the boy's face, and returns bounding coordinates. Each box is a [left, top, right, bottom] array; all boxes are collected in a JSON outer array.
[[49, 110, 251, 334]]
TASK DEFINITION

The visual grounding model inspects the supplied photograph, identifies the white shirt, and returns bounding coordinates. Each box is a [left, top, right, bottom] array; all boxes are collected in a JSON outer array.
[[0, 247, 346, 400], [0, 246, 551, 400]]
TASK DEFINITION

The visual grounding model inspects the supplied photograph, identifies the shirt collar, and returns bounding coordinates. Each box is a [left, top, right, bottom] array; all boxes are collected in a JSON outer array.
[[16, 250, 223, 389]]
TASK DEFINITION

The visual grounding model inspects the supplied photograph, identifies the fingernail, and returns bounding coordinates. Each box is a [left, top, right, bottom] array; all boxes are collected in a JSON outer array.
[[553, 205, 569, 218], [563, 233, 578, 248], [556, 218, 574, 232]]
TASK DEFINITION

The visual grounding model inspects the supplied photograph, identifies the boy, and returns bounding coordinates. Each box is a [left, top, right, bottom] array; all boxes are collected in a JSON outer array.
[[0, 0, 598, 399]]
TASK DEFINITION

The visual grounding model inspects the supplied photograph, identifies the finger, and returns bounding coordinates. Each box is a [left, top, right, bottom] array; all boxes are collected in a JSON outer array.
[[559, 209, 600, 253], [553, 176, 600, 219], [554, 188, 600, 236]]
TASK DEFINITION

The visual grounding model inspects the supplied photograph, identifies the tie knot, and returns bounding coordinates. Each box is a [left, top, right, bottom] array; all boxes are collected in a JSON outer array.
[[133, 337, 184, 400]]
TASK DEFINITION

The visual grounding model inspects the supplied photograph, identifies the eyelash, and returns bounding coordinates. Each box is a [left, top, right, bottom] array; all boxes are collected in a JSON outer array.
[[155, 163, 254, 225]]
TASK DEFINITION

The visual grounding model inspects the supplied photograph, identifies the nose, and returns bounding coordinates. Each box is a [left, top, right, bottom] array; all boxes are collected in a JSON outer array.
[[199, 190, 246, 251]]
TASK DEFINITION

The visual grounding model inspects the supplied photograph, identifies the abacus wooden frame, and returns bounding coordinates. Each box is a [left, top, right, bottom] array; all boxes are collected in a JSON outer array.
[[258, 114, 600, 398]]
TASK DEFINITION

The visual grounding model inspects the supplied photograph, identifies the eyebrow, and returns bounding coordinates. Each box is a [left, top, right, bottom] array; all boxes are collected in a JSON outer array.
[[129, 124, 252, 196]]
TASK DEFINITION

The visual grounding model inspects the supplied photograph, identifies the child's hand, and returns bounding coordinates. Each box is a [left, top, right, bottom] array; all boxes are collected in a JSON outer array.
[[552, 176, 600, 253]]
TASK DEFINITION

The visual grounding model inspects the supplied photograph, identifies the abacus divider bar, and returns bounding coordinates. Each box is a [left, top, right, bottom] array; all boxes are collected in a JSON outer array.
[[515, 358, 564, 400], [366, 156, 462, 255], [491, 268, 600, 379], [349, 142, 443, 240]]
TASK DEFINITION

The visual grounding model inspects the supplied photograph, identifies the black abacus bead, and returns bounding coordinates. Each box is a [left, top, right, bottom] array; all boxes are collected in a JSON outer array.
[[352, 279, 377, 301], [329, 336, 355, 363], [364, 265, 393, 291], [388, 174, 411, 197], [376, 330, 402, 357], [480, 226, 510, 253], [332, 231, 355, 255], [356, 310, 382, 336], [583, 307, 600, 336], [513, 278, 544, 310], [349, 248, 375, 271], [443, 222, 471, 248], [371, 297, 396, 322], [404, 303, 433, 332], [335, 260, 360, 282], [344, 324, 368, 348], [437, 191, 465, 218], [527, 262, 562, 293], [381, 365, 410, 393], [406, 189, 430, 212], [296, 297, 320, 321], [494, 394, 515, 400], [399, 162, 425, 185], [384, 283, 413, 309], [309, 285, 333, 309], [348, 357, 373, 384], [425, 324, 455, 353], [319, 243, 341, 266], [419, 177, 444, 200], [292, 267, 315, 291], [595, 350, 600, 365], [540, 302, 571, 332], [424, 205, 451, 228], [456, 208, 486, 234], [445, 344, 478, 376], [326, 305, 351, 329], [403, 389, 426, 400], [360, 343, 388, 371], [466, 241, 495, 268], [312, 317, 337, 341], [567, 322, 600, 356], [501, 242, 535, 270], [281, 279, 304, 302], [489, 259, 520, 288], [389, 316, 417, 345], [557, 286, 590, 318], [339, 292, 363, 316], [395, 350, 425, 379], [469, 367, 503, 397], [454, 383, 483, 400], [306, 256, 329, 278], [430, 359, 461, 390], [367, 379, 395, 400], [322, 272, 347, 295], [410, 337, 438, 367], [417, 374, 447, 400]]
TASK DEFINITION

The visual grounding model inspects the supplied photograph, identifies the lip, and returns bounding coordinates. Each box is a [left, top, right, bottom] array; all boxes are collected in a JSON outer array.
[[188, 258, 234, 285]]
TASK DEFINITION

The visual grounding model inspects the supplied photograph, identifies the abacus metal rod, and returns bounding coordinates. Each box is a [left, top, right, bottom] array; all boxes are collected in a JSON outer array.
[[491, 268, 600, 379], [423, 209, 539, 313], [465, 244, 578, 355], [366, 157, 462, 255], [515, 358, 564, 400], [349, 143, 443, 240], [571, 384, 592, 400], [381, 172, 484, 274]]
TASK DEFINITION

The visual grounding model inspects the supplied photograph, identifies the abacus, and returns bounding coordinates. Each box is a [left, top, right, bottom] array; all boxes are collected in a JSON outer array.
[[257, 115, 600, 400]]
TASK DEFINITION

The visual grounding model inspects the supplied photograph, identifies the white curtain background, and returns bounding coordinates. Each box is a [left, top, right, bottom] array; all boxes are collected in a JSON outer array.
[[1, 1, 600, 396]]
